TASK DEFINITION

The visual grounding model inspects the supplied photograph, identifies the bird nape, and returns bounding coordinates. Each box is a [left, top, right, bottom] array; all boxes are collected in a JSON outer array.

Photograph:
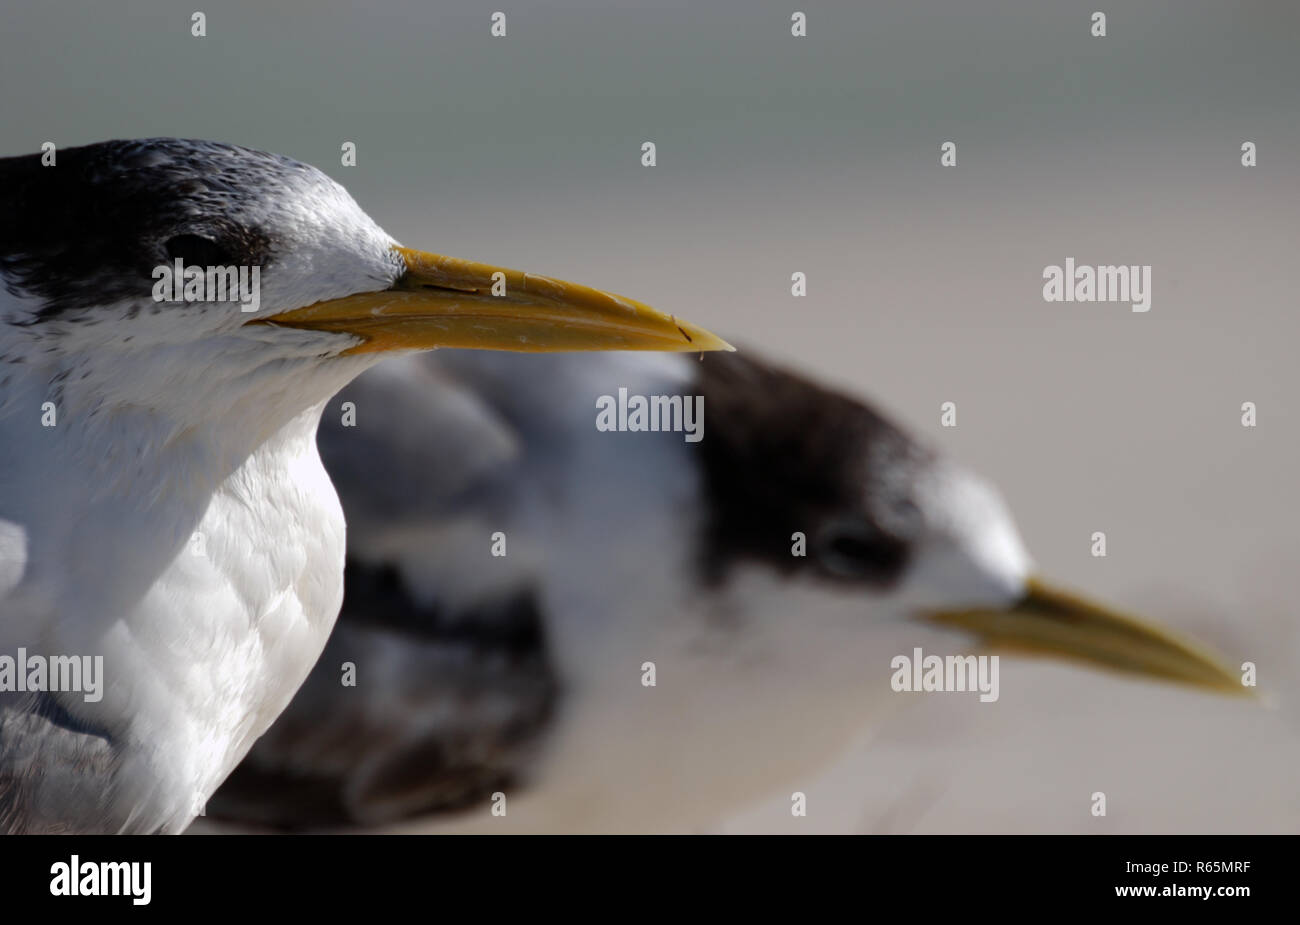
[[205, 348, 1246, 834], [0, 138, 729, 834]]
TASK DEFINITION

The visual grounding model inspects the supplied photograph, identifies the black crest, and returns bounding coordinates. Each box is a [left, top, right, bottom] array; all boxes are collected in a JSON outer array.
[[694, 351, 931, 587], [0, 139, 297, 318]]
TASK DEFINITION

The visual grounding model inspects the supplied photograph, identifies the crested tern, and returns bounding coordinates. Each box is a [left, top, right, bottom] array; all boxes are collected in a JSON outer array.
[[208, 349, 1243, 833], [0, 138, 729, 834]]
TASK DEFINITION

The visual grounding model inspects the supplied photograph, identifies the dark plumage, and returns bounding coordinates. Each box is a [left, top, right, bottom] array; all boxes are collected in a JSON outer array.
[[209, 568, 559, 829], [0, 139, 289, 319], [0, 693, 116, 835], [694, 352, 929, 586]]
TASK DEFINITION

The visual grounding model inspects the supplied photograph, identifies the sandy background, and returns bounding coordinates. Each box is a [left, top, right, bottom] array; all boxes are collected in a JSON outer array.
[[3, 0, 1296, 832]]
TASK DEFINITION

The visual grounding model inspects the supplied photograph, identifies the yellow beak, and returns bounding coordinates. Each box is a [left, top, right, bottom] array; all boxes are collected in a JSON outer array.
[[253, 246, 732, 355], [922, 577, 1247, 695]]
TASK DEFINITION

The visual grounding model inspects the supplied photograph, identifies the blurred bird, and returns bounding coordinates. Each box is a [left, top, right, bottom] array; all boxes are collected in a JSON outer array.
[[0, 138, 727, 834], [210, 348, 1244, 833]]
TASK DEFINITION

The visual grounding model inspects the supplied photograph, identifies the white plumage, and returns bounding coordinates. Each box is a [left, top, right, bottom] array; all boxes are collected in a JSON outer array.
[[0, 149, 403, 831], [0, 138, 725, 832]]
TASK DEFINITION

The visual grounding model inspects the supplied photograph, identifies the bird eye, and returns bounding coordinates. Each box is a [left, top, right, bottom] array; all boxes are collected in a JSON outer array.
[[164, 233, 232, 267], [813, 517, 907, 582]]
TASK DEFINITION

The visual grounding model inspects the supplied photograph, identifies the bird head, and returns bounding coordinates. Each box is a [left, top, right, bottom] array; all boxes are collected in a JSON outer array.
[[0, 138, 728, 419], [694, 352, 1244, 695]]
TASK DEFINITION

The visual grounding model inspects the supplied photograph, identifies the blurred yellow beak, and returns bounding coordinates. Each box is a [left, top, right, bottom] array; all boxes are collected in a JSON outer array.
[[922, 577, 1247, 695], [254, 246, 732, 355]]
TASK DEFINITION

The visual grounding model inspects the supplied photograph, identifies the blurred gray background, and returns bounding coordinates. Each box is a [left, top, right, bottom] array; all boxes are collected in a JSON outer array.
[[3, 0, 1296, 832]]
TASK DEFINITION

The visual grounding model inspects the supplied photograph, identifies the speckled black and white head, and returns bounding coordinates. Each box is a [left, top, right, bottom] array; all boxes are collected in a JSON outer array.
[[1, 139, 391, 327]]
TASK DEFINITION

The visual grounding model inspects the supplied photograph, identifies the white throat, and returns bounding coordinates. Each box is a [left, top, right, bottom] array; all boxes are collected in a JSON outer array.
[[0, 324, 377, 831]]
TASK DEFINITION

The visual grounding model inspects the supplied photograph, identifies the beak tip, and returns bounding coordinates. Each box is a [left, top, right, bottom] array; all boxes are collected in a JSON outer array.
[[924, 579, 1248, 700], [669, 319, 733, 353]]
